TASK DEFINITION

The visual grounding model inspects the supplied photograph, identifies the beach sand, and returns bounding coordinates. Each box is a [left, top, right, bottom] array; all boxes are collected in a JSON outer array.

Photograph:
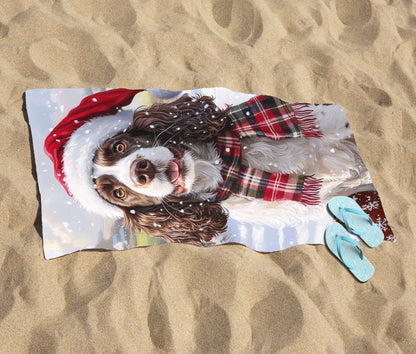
[[1, 0, 416, 352]]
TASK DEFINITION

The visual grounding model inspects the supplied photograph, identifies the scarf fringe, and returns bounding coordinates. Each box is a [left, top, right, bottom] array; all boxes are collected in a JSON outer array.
[[300, 175, 322, 205], [292, 103, 323, 138]]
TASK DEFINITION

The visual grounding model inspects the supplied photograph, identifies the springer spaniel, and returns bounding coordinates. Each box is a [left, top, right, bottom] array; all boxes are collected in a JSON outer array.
[[90, 93, 369, 245]]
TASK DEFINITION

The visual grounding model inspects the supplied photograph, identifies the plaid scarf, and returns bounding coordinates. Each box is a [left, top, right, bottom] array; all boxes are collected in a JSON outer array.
[[215, 95, 323, 205]]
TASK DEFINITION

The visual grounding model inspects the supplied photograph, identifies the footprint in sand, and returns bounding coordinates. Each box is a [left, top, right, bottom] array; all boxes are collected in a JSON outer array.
[[249, 283, 303, 352], [6, 8, 116, 85], [26, 253, 119, 353], [336, 0, 380, 47], [0, 249, 25, 322], [386, 308, 416, 351], [184, 254, 235, 351], [194, 297, 231, 353], [29, 326, 58, 354], [28, 29, 116, 85], [204, 0, 263, 45], [63, 253, 117, 310], [360, 85, 392, 106], [147, 270, 174, 352], [335, 0, 372, 26]]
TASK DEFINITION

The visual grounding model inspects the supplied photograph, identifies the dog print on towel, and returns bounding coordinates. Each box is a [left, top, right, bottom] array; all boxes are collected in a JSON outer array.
[[44, 88, 369, 246]]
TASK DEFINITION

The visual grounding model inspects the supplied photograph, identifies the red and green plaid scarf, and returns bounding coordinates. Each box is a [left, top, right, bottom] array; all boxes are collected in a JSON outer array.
[[215, 95, 323, 205]]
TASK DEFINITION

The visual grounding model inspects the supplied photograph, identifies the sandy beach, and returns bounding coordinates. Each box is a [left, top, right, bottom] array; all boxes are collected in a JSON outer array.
[[1, 0, 415, 352]]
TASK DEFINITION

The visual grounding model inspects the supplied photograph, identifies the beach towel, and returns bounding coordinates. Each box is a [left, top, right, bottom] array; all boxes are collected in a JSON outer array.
[[25, 87, 395, 259]]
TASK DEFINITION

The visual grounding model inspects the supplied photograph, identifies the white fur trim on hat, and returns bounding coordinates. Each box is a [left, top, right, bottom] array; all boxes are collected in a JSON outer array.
[[62, 110, 134, 219]]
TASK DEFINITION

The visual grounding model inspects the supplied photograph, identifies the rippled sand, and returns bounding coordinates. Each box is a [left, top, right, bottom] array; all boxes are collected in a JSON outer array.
[[1, 0, 416, 352]]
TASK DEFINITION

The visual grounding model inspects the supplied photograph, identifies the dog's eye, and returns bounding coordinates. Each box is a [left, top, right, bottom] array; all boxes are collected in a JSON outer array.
[[114, 142, 125, 153], [113, 188, 126, 199]]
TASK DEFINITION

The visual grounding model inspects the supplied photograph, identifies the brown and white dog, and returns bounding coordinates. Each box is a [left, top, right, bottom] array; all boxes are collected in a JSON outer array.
[[46, 88, 371, 246], [92, 94, 229, 244]]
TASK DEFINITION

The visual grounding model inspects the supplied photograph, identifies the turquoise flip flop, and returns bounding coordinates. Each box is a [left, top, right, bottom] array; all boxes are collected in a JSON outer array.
[[325, 223, 374, 282], [328, 196, 384, 248]]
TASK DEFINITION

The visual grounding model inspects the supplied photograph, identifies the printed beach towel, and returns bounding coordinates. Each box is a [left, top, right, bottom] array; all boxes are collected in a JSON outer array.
[[25, 87, 395, 259]]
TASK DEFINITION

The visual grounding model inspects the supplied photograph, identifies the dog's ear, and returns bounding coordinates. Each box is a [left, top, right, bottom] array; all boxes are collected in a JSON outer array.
[[121, 200, 228, 245], [130, 94, 228, 141]]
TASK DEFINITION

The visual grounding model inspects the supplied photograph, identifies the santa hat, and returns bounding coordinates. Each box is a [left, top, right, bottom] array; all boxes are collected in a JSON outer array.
[[44, 88, 144, 219]]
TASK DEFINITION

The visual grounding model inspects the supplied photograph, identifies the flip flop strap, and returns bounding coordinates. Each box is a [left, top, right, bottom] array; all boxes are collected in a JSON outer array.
[[340, 207, 374, 236], [336, 234, 364, 269]]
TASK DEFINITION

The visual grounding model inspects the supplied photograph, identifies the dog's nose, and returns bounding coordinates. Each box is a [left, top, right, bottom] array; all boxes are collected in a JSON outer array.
[[133, 158, 155, 185]]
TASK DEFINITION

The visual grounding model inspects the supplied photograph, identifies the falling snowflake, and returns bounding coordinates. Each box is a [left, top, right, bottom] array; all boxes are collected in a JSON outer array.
[[362, 200, 380, 211], [376, 215, 389, 232]]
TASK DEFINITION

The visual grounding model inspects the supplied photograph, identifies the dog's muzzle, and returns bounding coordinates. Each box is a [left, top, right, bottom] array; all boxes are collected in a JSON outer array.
[[130, 158, 155, 185]]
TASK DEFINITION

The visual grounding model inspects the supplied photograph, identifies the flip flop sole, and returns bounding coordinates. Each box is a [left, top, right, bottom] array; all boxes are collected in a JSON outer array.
[[325, 223, 374, 282]]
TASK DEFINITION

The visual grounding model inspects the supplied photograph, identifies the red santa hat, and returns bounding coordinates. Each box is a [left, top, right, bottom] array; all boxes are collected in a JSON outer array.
[[44, 88, 144, 219]]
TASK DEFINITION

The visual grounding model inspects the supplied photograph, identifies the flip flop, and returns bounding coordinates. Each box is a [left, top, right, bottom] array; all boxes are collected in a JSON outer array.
[[328, 196, 384, 248], [325, 223, 374, 282]]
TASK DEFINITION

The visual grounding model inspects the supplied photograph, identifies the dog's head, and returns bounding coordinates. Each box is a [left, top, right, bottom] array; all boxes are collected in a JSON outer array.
[[92, 94, 229, 245]]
